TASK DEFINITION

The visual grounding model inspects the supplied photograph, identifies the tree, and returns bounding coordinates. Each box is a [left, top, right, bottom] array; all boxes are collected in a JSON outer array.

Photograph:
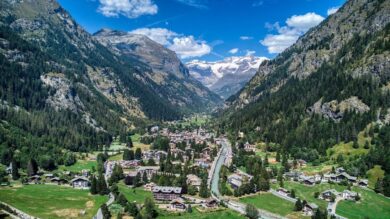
[[11, 159, 20, 180], [276, 150, 281, 162], [294, 198, 303, 211], [101, 204, 111, 219], [277, 168, 284, 187], [245, 204, 258, 219], [352, 140, 359, 149], [364, 140, 370, 149], [187, 204, 192, 213], [135, 148, 142, 160], [290, 189, 296, 198], [123, 149, 132, 160], [134, 172, 141, 187], [90, 176, 98, 195], [126, 202, 139, 217], [264, 154, 269, 167], [127, 136, 134, 148], [27, 159, 38, 176], [374, 178, 384, 194], [98, 173, 109, 195], [116, 193, 128, 206], [199, 177, 210, 198], [143, 197, 158, 219], [142, 172, 148, 183]]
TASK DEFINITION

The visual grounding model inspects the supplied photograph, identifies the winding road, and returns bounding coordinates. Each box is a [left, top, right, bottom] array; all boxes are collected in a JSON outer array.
[[209, 138, 285, 219]]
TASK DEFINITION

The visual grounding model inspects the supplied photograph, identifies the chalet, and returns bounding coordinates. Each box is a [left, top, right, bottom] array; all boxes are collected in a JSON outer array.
[[194, 158, 210, 169], [297, 159, 307, 167], [358, 179, 368, 187], [170, 198, 186, 211], [303, 203, 318, 216], [186, 174, 202, 189], [50, 177, 68, 185], [277, 188, 290, 196], [152, 186, 182, 201], [243, 142, 255, 152], [299, 175, 316, 186], [29, 175, 41, 184], [336, 172, 357, 183], [283, 171, 302, 181], [205, 198, 218, 208], [321, 189, 339, 201], [342, 190, 358, 201], [70, 176, 90, 189], [227, 172, 253, 189], [137, 166, 160, 179]]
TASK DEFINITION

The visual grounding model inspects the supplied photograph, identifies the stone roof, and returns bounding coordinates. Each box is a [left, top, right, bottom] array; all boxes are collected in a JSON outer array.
[[152, 186, 182, 194]]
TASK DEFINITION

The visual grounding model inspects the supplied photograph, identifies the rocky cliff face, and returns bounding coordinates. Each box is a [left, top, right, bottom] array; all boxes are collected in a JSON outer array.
[[229, 0, 390, 107], [187, 56, 268, 99], [93, 28, 222, 112]]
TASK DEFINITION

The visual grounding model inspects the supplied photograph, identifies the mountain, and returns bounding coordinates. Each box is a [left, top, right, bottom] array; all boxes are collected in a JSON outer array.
[[93, 28, 221, 112], [0, 0, 219, 167], [187, 56, 268, 99], [222, 0, 389, 183]]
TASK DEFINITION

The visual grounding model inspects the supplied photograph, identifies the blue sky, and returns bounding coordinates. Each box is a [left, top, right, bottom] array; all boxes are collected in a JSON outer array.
[[58, 0, 345, 61]]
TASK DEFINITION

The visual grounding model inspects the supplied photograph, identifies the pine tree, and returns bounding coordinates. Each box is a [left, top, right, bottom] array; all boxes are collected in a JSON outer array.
[[142, 172, 148, 183], [199, 177, 210, 198], [90, 176, 98, 194], [294, 198, 302, 211], [27, 159, 38, 176], [11, 159, 20, 180], [245, 204, 258, 219], [374, 178, 384, 194], [123, 149, 131, 160], [127, 136, 133, 148], [101, 204, 111, 219], [291, 189, 296, 198], [116, 193, 128, 206], [135, 148, 142, 160], [352, 140, 359, 149], [98, 173, 109, 195], [143, 197, 158, 218], [126, 202, 139, 216]]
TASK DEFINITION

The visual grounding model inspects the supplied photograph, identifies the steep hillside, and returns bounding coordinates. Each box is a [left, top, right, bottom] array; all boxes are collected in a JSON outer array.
[[187, 56, 268, 99], [222, 0, 389, 181], [93, 29, 221, 111], [0, 0, 216, 168]]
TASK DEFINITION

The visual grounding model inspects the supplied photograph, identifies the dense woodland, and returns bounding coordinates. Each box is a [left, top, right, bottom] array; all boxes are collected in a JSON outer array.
[[221, 24, 390, 196]]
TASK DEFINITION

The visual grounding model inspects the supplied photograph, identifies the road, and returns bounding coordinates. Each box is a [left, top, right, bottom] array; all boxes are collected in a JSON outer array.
[[209, 138, 285, 219]]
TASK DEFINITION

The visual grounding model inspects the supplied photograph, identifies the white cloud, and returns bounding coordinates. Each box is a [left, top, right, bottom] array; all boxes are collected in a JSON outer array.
[[129, 28, 177, 45], [252, 1, 263, 7], [240, 36, 253, 40], [286, 13, 324, 32], [245, 50, 256, 56], [169, 36, 211, 59], [260, 12, 324, 54], [229, 48, 239, 54], [98, 0, 158, 18], [327, 7, 339, 16], [130, 28, 211, 58], [175, 0, 208, 9]]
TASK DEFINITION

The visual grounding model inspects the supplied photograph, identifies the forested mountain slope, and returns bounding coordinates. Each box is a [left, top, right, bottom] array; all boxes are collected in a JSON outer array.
[[0, 0, 218, 169], [221, 0, 390, 194]]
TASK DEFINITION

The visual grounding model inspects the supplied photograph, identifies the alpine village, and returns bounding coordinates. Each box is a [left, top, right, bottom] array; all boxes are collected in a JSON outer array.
[[0, 0, 389, 219]]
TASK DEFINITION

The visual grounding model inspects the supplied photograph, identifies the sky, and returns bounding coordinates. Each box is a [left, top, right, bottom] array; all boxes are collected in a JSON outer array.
[[57, 0, 345, 61]]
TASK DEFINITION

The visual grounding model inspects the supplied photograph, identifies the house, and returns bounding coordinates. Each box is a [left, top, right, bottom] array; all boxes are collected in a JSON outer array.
[[227, 172, 253, 189], [51, 177, 68, 185], [299, 175, 316, 186], [321, 189, 339, 201], [144, 182, 156, 191], [29, 175, 41, 184], [358, 179, 368, 187], [342, 190, 358, 201], [284, 171, 302, 181], [170, 198, 186, 211], [70, 176, 90, 189], [152, 186, 182, 201], [297, 159, 307, 167], [303, 203, 318, 216], [44, 173, 55, 179], [137, 166, 160, 179], [81, 169, 90, 177], [336, 172, 357, 183], [277, 188, 290, 196], [205, 198, 218, 208], [243, 142, 255, 152], [186, 174, 202, 189]]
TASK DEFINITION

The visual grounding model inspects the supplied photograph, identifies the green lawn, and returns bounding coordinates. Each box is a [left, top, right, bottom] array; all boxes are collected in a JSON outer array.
[[118, 183, 152, 204], [158, 208, 244, 219], [108, 152, 123, 161], [281, 181, 347, 209], [59, 160, 96, 172], [239, 193, 295, 216], [0, 185, 107, 219], [336, 187, 390, 219]]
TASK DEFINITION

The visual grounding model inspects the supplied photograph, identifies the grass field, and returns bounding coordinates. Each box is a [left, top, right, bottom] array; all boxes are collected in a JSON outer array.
[[0, 185, 107, 219], [366, 165, 385, 188], [108, 153, 123, 161], [158, 208, 244, 219], [131, 133, 151, 151], [280, 181, 347, 209], [239, 193, 295, 216], [59, 160, 96, 172], [336, 187, 390, 219], [118, 183, 153, 204]]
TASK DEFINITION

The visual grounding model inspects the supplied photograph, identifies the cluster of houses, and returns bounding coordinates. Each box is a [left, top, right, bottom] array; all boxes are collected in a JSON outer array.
[[27, 169, 91, 189], [283, 167, 368, 187], [150, 185, 218, 211], [320, 189, 359, 201]]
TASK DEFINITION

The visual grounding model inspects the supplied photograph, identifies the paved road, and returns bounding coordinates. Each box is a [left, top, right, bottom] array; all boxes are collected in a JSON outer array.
[[209, 139, 285, 219]]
